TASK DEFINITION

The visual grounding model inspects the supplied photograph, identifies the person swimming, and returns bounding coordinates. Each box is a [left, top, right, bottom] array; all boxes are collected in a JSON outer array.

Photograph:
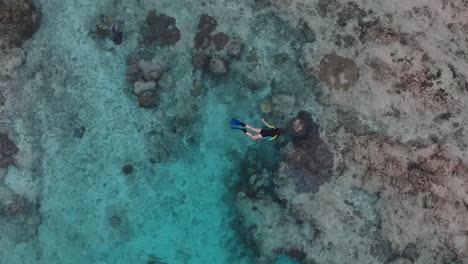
[[231, 118, 284, 140]]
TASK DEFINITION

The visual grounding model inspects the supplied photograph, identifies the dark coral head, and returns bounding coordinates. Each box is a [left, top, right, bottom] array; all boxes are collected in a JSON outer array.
[[122, 164, 133, 175], [144, 10, 181, 46], [212, 32, 230, 51], [198, 14, 217, 33]]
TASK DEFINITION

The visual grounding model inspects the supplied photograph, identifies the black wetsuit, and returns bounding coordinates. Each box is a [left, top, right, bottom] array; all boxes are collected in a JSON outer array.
[[260, 128, 277, 138]]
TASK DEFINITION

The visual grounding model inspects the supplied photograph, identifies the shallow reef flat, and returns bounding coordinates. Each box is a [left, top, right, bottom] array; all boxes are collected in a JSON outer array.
[[0, 0, 468, 263]]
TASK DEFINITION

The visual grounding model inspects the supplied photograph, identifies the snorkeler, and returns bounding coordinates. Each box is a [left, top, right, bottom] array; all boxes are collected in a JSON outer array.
[[231, 118, 284, 141]]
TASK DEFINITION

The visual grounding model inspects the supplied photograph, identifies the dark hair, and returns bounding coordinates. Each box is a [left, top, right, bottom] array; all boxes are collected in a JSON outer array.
[[276, 128, 284, 136]]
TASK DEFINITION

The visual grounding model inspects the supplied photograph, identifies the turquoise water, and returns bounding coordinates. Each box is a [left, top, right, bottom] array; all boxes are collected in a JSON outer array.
[[3, 1, 466, 263], [0, 0, 324, 261], [0, 0, 296, 263]]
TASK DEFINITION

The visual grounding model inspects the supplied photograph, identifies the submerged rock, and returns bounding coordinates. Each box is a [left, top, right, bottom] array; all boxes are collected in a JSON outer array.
[[73, 126, 86, 138], [122, 164, 133, 175], [227, 37, 243, 58], [283, 111, 333, 193], [137, 59, 166, 82], [287, 111, 320, 138], [194, 31, 211, 50], [127, 57, 166, 94], [133, 81, 157, 95], [319, 54, 360, 90], [0, 133, 18, 168], [92, 15, 123, 45], [402, 243, 420, 262], [212, 32, 229, 51], [191, 53, 209, 69], [198, 14, 217, 34], [194, 14, 217, 50], [144, 10, 181, 46], [0, 0, 41, 48], [290, 118, 306, 137], [93, 14, 113, 39], [287, 118, 306, 137], [137, 90, 159, 108], [208, 56, 229, 75], [126, 55, 141, 83], [158, 72, 175, 90]]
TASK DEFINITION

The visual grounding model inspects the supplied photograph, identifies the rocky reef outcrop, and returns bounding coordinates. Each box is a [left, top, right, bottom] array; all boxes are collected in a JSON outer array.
[[191, 14, 243, 75], [0, 0, 40, 48], [319, 54, 360, 90], [0, 0, 40, 80], [229, 0, 468, 263], [127, 54, 168, 108], [143, 10, 181, 46], [282, 111, 334, 193]]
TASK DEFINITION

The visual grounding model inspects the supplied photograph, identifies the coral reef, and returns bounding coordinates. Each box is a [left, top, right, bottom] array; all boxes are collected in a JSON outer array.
[[144, 10, 181, 46], [230, 0, 468, 263], [90, 14, 123, 45], [318, 54, 360, 91], [0, 0, 40, 48], [347, 135, 464, 194], [226, 37, 243, 59], [208, 55, 229, 75], [191, 53, 209, 70], [127, 55, 168, 108], [194, 14, 217, 50], [212, 32, 229, 51], [281, 111, 334, 193], [138, 90, 159, 108], [191, 13, 244, 76]]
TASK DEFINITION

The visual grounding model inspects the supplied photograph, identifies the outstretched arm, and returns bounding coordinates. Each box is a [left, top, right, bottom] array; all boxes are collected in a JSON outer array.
[[268, 135, 278, 141], [261, 118, 276, 129]]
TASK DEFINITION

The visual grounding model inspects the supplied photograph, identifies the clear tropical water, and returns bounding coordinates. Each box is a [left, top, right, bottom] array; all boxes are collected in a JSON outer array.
[[5, 0, 468, 263], [0, 0, 287, 263], [4, 0, 466, 263]]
